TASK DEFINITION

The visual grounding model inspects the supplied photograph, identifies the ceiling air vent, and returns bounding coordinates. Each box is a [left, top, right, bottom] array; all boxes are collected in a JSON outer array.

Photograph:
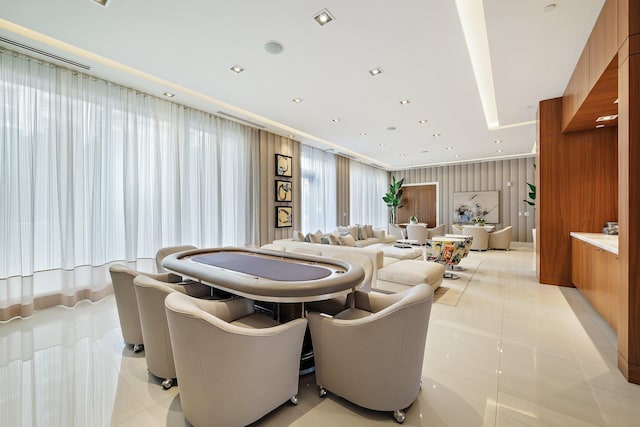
[[0, 36, 91, 70]]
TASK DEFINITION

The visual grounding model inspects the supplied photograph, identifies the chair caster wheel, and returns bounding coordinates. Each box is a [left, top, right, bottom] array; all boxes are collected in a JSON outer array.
[[319, 387, 328, 398], [162, 379, 173, 390], [393, 409, 406, 424], [290, 395, 299, 405], [133, 344, 144, 353]]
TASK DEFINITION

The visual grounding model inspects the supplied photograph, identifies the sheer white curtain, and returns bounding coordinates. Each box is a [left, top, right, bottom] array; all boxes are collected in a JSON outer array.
[[300, 145, 336, 232], [349, 161, 389, 228], [0, 50, 260, 320]]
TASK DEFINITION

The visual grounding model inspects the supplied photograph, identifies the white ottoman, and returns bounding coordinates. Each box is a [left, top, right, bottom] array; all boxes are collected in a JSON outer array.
[[377, 259, 444, 291], [380, 245, 424, 260]]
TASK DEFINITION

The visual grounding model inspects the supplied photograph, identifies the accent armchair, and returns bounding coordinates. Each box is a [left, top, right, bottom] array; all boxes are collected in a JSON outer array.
[[165, 292, 307, 427], [489, 226, 513, 250], [307, 284, 434, 423], [462, 226, 489, 251], [406, 224, 429, 245], [108, 263, 185, 352], [426, 224, 445, 238], [133, 274, 211, 389]]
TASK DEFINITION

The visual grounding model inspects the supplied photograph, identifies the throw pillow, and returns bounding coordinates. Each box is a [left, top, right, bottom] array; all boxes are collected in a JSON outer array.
[[328, 233, 341, 245], [293, 231, 305, 241], [364, 224, 374, 239], [337, 225, 358, 241], [309, 230, 323, 243], [304, 233, 311, 242], [339, 234, 357, 247], [320, 237, 330, 244]]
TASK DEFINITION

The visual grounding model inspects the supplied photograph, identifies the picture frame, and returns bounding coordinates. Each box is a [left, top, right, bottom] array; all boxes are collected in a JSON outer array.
[[275, 154, 292, 177], [276, 206, 293, 228], [275, 180, 293, 202]]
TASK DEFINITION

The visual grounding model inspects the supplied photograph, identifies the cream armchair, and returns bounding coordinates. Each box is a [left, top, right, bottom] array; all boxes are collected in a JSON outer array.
[[462, 226, 490, 251], [155, 245, 197, 273], [451, 224, 463, 234], [133, 274, 211, 389], [307, 284, 434, 423], [489, 225, 513, 250], [426, 224, 445, 238], [165, 292, 307, 427], [406, 224, 429, 245], [108, 264, 184, 352]]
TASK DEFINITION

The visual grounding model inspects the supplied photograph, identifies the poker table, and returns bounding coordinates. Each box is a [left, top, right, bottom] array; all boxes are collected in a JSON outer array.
[[161, 247, 365, 303]]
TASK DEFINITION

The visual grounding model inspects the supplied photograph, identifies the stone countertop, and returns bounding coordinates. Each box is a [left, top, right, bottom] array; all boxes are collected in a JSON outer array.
[[570, 232, 618, 255]]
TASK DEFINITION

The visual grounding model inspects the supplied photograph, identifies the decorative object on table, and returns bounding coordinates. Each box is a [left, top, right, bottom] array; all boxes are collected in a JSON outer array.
[[275, 153, 292, 177], [276, 206, 293, 227], [471, 216, 486, 226], [409, 215, 419, 224], [453, 190, 499, 224], [275, 180, 292, 202], [383, 176, 405, 224]]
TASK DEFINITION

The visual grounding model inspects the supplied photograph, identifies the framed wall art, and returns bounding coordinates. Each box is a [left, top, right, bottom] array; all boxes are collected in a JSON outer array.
[[275, 180, 293, 202], [276, 206, 293, 228], [275, 153, 292, 177], [453, 190, 499, 224]]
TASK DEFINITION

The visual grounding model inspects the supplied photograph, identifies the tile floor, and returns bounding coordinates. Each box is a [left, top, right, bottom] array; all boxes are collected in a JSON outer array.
[[2, 244, 640, 426]]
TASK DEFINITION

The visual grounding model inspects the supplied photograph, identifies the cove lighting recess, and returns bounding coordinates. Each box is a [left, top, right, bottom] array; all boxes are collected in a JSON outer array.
[[455, 0, 500, 129]]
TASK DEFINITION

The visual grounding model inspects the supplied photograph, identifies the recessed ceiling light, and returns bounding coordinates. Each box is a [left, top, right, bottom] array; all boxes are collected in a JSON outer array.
[[331, 118, 340, 122], [543, 3, 557, 13], [93, 0, 108, 6], [496, 149, 503, 153], [445, 147, 453, 151], [368, 67, 383, 76], [379, 143, 386, 147], [400, 153, 406, 157], [494, 139, 502, 144], [163, 92, 175, 98], [419, 120, 428, 124], [264, 41, 284, 54], [313, 8, 335, 26], [455, 154, 461, 158], [596, 114, 618, 122], [288, 134, 295, 138], [292, 98, 303, 103], [399, 99, 410, 105], [386, 126, 396, 131], [614, 98, 619, 104], [420, 150, 429, 153], [596, 124, 605, 128], [432, 133, 441, 138], [359, 132, 367, 136], [230, 65, 244, 73]]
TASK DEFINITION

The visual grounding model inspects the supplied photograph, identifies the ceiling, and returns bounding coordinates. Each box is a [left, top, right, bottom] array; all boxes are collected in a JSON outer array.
[[0, 0, 605, 170]]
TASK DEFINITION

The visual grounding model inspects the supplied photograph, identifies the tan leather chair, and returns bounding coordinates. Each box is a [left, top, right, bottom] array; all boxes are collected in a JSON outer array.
[[307, 284, 434, 423], [108, 264, 184, 352], [306, 253, 373, 315], [133, 274, 211, 389], [489, 225, 513, 250], [462, 226, 489, 251], [406, 224, 429, 245], [155, 245, 197, 273], [426, 224, 445, 238], [165, 292, 307, 427]]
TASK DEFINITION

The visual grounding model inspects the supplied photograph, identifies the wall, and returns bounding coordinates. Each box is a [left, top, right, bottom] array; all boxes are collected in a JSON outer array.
[[393, 157, 536, 242], [335, 155, 350, 227], [258, 131, 301, 246]]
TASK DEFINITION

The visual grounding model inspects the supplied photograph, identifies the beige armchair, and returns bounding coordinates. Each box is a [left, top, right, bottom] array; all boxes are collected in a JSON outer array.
[[426, 224, 445, 238], [388, 223, 404, 240], [164, 292, 307, 427], [108, 264, 184, 352], [133, 274, 211, 389], [451, 224, 463, 234], [306, 253, 373, 315], [406, 224, 429, 245], [307, 284, 434, 423], [155, 245, 197, 273], [489, 225, 513, 250], [462, 226, 489, 251]]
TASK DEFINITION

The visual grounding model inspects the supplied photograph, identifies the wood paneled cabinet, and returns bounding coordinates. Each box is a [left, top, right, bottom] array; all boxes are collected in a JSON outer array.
[[571, 237, 619, 331]]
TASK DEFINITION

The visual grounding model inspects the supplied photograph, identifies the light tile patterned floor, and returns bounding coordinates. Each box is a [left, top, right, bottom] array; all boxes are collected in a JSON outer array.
[[1, 243, 639, 426]]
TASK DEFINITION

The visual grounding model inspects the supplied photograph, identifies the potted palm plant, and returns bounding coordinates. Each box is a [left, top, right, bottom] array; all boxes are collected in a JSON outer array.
[[383, 176, 405, 224]]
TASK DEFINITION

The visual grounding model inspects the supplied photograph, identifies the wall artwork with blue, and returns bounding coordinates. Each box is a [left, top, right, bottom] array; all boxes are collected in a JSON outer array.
[[453, 191, 499, 224]]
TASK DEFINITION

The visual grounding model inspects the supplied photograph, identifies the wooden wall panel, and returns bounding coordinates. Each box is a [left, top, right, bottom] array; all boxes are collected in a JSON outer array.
[[397, 185, 436, 226], [393, 156, 536, 242], [537, 98, 618, 286], [335, 155, 350, 227], [590, 0, 619, 80], [258, 131, 300, 246]]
